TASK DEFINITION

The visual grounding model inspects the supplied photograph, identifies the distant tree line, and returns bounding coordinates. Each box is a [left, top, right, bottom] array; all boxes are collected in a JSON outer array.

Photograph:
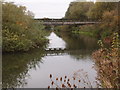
[[65, 2, 118, 21], [63, 1, 119, 39]]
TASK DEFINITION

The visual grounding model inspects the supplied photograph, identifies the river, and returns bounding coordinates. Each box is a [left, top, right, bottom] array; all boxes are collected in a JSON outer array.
[[3, 31, 99, 88]]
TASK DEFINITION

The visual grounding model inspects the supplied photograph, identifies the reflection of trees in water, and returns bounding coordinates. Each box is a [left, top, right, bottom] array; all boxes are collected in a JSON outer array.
[[3, 49, 45, 88], [68, 50, 93, 60], [55, 32, 98, 60]]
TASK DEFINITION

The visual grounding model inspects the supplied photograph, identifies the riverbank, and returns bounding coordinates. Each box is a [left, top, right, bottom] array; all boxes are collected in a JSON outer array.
[[92, 33, 120, 88], [2, 2, 49, 52], [63, 2, 119, 40], [72, 25, 100, 38]]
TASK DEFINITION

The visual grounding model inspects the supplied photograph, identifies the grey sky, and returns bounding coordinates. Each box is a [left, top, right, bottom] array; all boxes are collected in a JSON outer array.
[[5, 0, 95, 18]]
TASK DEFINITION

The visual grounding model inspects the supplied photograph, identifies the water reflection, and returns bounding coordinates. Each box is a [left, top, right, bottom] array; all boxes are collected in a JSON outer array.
[[47, 32, 66, 49], [55, 32, 98, 50], [3, 32, 99, 88], [2, 49, 45, 88], [55, 32, 98, 59]]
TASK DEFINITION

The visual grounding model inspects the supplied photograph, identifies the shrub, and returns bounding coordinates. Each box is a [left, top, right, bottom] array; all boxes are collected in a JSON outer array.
[[2, 2, 48, 52], [92, 33, 120, 88]]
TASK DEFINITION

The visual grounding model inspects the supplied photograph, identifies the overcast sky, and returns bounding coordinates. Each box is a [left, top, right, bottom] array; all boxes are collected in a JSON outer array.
[[5, 0, 95, 18]]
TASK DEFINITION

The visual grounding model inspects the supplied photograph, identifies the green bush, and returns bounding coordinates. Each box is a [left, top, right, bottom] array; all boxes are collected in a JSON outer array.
[[2, 2, 48, 52]]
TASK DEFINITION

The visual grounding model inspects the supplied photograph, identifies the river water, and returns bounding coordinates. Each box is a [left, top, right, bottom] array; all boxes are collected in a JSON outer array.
[[3, 32, 99, 88]]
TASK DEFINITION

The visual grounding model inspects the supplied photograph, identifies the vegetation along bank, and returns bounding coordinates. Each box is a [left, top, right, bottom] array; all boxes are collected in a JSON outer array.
[[2, 2, 49, 52], [55, 1, 120, 88]]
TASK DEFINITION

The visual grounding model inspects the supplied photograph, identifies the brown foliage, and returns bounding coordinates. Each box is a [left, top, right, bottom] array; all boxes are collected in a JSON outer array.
[[92, 33, 120, 88]]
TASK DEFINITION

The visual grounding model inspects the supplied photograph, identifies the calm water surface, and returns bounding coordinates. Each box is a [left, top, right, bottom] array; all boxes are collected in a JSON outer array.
[[3, 32, 99, 88]]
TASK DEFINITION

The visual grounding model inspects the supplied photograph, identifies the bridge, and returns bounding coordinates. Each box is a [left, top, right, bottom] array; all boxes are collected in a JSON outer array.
[[44, 48, 91, 56], [34, 19, 100, 25], [45, 48, 66, 51]]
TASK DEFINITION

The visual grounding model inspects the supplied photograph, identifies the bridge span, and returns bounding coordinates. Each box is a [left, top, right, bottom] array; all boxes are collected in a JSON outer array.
[[34, 19, 100, 25]]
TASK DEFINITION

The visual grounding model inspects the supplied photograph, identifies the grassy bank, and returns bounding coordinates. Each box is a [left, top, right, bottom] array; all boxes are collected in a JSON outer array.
[[72, 25, 100, 38]]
